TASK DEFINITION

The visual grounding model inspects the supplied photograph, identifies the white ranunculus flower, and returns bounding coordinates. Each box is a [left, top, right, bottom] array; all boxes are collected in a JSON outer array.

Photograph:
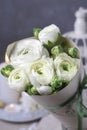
[[29, 57, 54, 87], [54, 53, 80, 81], [38, 24, 60, 44], [8, 68, 29, 92], [10, 38, 49, 67]]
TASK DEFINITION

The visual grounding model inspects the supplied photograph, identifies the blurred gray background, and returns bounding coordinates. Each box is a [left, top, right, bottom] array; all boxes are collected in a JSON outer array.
[[0, 0, 87, 62]]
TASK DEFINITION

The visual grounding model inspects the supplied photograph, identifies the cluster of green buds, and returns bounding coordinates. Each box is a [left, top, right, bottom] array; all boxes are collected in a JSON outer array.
[[0, 65, 14, 77], [50, 75, 63, 92]]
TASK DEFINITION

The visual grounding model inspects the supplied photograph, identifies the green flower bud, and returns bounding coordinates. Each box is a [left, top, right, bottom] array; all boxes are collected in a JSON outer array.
[[31, 87, 38, 95], [68, 47, 78, 58], [51, 75, 63, 92], [26, 83, 38, 95], [33, 28, 41, 38], [1, 65, 14, 77], [51, 45, 63, 58]]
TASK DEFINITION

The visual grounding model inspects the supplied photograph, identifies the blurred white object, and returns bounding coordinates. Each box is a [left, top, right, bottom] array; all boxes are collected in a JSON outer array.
[[0, 63, 20, 104], [5, 103, 21, 112], [74, 7, 87, 35], [27, 123, 38, 130], [21, 92, 40, 112], [64, 7, 87, 38], [37, 114, 62, 130]]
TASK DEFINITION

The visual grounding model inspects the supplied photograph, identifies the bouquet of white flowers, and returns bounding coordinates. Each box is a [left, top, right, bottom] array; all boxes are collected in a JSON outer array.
[[1, 24, 83, 129]]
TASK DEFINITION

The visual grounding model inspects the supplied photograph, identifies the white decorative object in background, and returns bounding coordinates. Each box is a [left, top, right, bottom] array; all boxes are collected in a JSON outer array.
[[74, 7, 87, 35], [63, 7, 87, 69]]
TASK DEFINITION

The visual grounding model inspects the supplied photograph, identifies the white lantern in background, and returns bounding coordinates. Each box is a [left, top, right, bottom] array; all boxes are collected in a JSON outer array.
[[63, 7, 87, 70]]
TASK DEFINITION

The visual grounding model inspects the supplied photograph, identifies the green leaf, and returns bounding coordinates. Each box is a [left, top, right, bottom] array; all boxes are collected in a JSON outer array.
[[61, 43, 68, 53], [43, 41, 55, 55], [55, 33, 65, 45], [25, 83, 33, 95]]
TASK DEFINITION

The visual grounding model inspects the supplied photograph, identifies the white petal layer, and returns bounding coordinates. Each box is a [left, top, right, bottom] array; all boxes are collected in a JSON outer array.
[[29, 57, 54, 86], [8, 68, 29, 92], [54, 53, 80, 81], [39, 24, 60, 44], [10, 38, 49, 67]]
